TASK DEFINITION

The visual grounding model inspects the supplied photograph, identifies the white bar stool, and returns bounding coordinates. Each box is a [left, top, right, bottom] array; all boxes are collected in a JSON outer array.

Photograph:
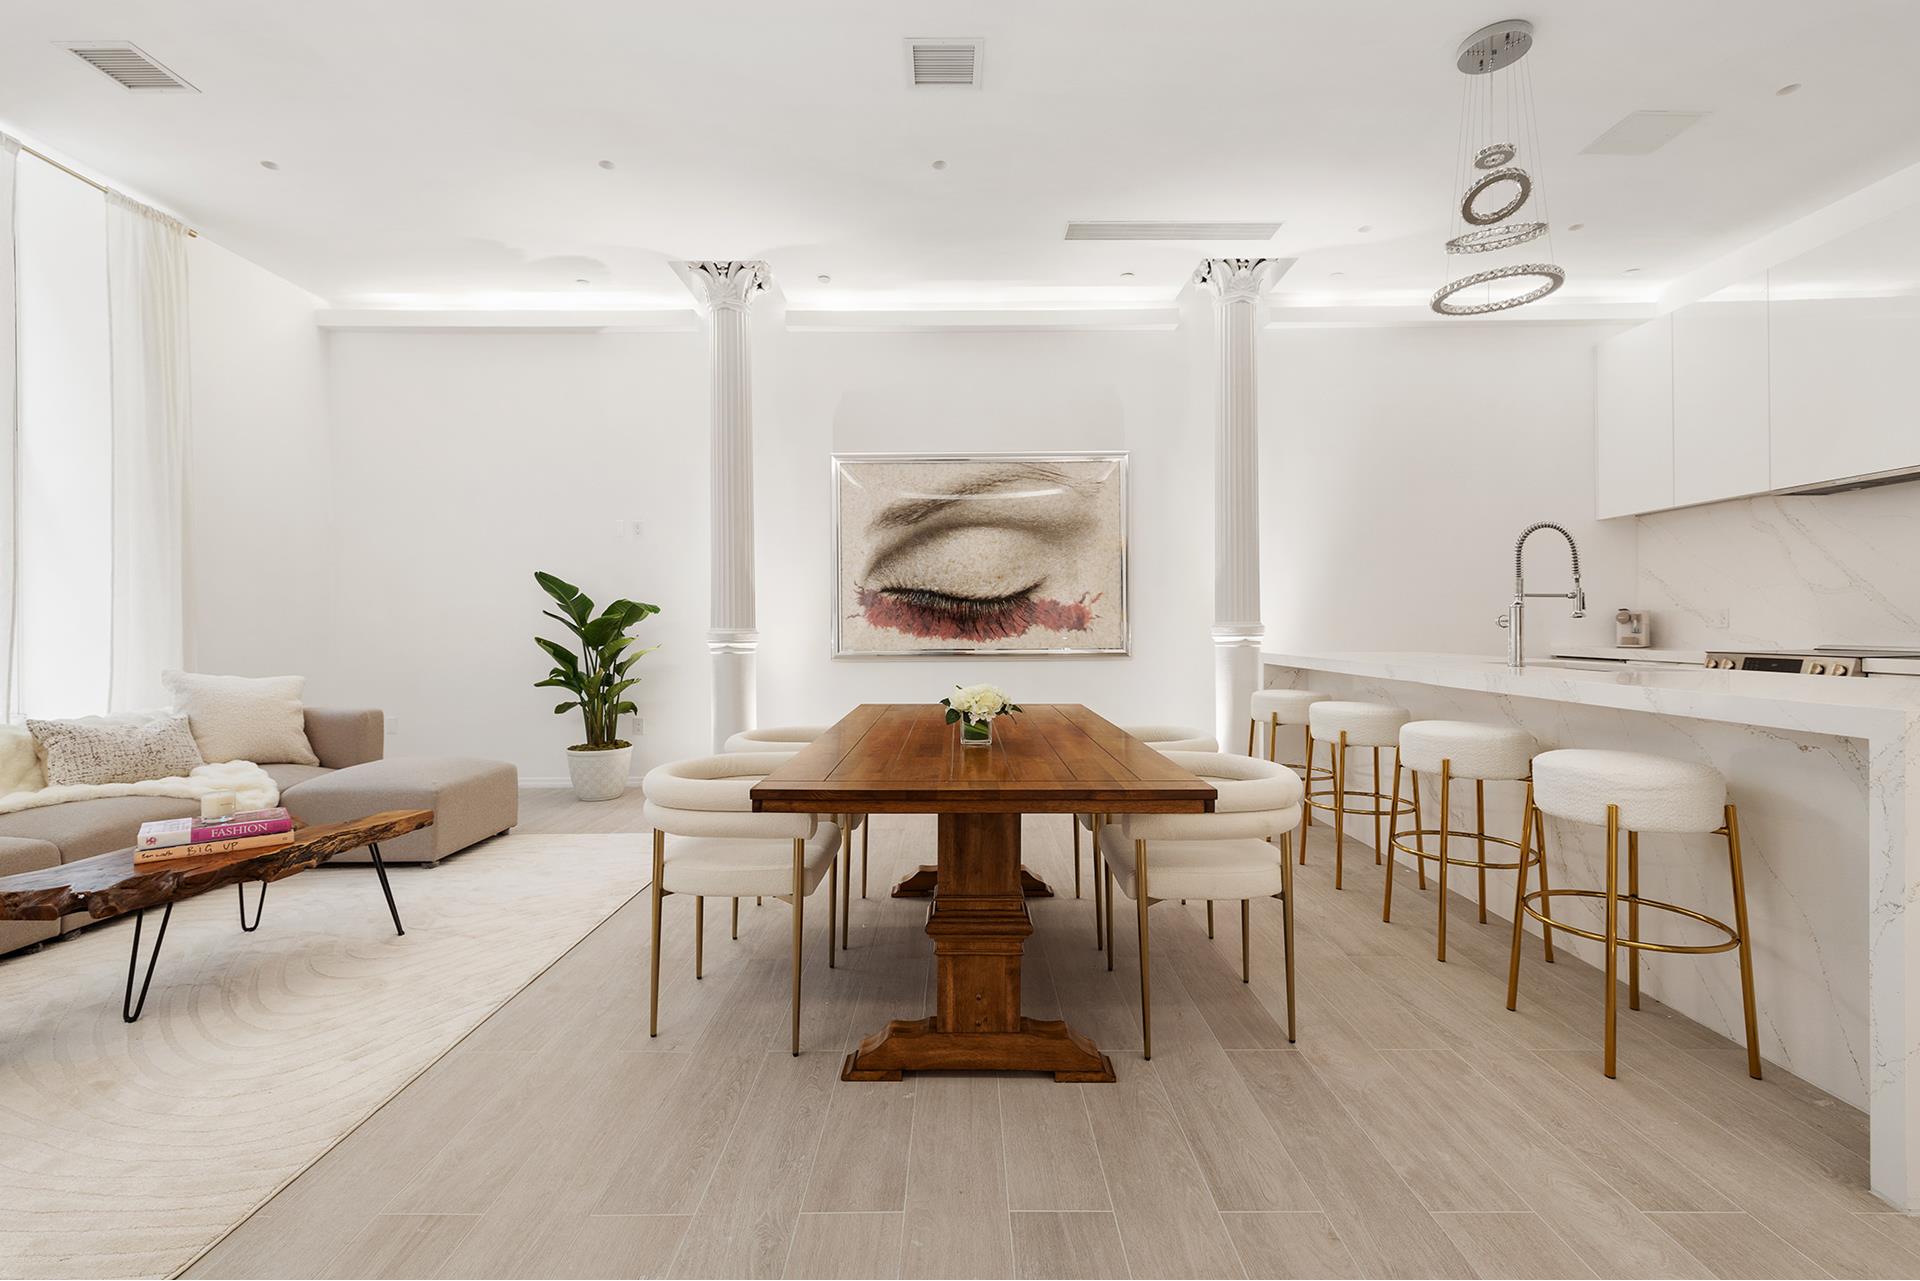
[[1303, 701, 1413, 889], [1507, 749, 1761, 1081], [1248, 688, 1332, 827], [1387, 720, 1554, 964]]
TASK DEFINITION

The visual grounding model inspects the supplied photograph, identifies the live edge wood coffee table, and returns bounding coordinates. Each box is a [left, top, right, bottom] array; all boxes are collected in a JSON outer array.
[[752, 705, 1214, 1083], [0, 809, 432, 1023]]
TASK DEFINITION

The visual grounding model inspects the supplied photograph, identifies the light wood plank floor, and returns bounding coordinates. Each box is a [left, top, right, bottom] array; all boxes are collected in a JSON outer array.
[[189, 794, 1904, 1279]]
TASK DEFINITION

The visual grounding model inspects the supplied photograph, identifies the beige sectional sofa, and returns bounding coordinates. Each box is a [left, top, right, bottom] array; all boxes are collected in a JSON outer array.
[[0, 708, 518, 957]]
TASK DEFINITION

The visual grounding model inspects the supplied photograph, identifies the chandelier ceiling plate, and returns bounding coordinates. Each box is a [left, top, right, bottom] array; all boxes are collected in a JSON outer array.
[[1456, 19, 1534, 75], [1430, 263, 1566, 316]]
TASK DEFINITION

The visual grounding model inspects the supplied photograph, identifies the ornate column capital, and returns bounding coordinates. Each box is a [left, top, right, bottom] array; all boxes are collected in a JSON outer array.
[[1193, 257, 1287, 305], [684, 260, 770, 313]]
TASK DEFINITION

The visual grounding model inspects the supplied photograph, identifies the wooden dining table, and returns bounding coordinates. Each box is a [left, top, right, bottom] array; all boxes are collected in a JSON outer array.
[[751, 703, 1216, 1083]]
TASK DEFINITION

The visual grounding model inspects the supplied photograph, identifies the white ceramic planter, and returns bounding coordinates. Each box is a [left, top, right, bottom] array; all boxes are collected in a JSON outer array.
[[566, 744, 633, 802]]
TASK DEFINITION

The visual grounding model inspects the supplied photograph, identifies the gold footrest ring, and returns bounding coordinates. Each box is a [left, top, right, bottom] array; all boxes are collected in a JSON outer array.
[[1518, 888, 1741, 956], [1389, 827, 1524, 873], [1281, 762, 1335, 783], [1306, 787, 1415, 820]]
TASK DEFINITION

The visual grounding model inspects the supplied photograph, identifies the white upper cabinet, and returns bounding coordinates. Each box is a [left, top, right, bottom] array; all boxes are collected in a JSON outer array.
[[1672, 274, 1771, 506], [1768, 203, 1920, 489], [1595, 314, 1673, 518]]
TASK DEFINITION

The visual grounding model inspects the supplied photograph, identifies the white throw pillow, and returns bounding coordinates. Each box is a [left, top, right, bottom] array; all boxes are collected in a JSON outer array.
[[161, 671, 319, 766], [27, 714, 207, 786], [0, 724, 46, 795]]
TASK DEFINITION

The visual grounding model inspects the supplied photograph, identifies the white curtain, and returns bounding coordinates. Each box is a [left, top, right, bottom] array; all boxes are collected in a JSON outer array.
[[0, 134, 17, 719], [105, 192, 189, 711]]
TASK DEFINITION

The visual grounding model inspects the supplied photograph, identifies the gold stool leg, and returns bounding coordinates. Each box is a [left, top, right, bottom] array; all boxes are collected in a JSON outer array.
[[1246, 717, 1256, 755], [731, 896, 739, 940], [649, 830, 665, 1038], [1281, 831, 1297, 1041], [1726, 804, 1763, 1079], [1505, 789, 1534, 1011], [1534, 801, 1555, 962], [1409, 768, 1427, 889], [1604, 804, 1621, 1078], [1383, 750, 1404, 923], [1334, 732, 1348, 890], [1268, 714, 1280, 763], [791, 838, 804, 1057], [1073, 818, 1082, 899], [1627, 830, 1641, 1011], [695, 896, 704, 980], [1437, 760, 1452, 962], [1301, 725, 1314, 829], [1136, 839, 1152, 1061], [1371, 745, 1384, 864], [1475, 779, 1489, 924]]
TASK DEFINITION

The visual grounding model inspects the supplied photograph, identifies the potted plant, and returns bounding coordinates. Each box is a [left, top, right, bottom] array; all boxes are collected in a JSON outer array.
[[533, 571, 660, 800], [940, 684, 1021, 747]]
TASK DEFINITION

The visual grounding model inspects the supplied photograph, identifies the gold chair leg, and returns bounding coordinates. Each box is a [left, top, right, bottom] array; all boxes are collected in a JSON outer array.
[[1726, 804, 1762, 1080], [1334, 732, 1348, 890], [1281, 831, 1297, 1041], [1241, 899, 1251, 983], [861, 821, 869, 899], [1409, 768, 1427, 889], [1604, 804, 1621, 1079], [1093, 817, 1106, 951], [827, 830, 838, 969], [1627, 830, 1641, 1011], [731, 896, 739, 940], [1505, 791, 1533, 1012], [1268, 714, 1280, 763], [1136, 839, 1152, 1061], [1301, 725, 1314, 829], [1105, 859, 1116, 972], [1383, 752, 1404, 923], [1371, 745, 1383, 864], [1534, 801, 1555, 962], [1074, 818, 1082, 899], [791, 838, 804, 1057], [841, 818, 852, 950], [1206, 900, 1215, 939], [1437, 761, 1453, 962], [1475, 778, 1489, 924], [695, 896, 704, 980], [649, 830, 665, 1038]]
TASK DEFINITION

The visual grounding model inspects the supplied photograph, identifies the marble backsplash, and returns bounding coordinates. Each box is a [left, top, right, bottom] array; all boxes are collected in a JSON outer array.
[[1636, 482, 1920, 651]]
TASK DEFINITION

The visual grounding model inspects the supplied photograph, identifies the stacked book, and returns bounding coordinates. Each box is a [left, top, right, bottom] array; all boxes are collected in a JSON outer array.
[[134, 808, 296, 865]]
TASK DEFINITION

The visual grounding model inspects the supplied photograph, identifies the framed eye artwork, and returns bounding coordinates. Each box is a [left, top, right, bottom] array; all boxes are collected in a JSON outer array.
[[830, 452, 1130, 657]]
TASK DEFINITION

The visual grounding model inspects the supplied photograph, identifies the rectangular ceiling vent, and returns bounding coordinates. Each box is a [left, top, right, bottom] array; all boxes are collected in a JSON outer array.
[[60, 41, 197, 92], [1581, 110, 1708, 155], [906, 38, 981, 87], [1065, 221, 1283, 241]]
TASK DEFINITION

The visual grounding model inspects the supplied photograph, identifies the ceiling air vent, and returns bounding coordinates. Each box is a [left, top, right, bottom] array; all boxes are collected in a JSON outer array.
[[906, 38, 981, 87], [1581, 111, 1708, 155], [60, 42, 197, 92], [1065, 221, 1283, 241]]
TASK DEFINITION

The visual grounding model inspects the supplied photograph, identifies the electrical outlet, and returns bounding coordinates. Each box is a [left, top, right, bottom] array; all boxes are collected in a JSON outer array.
[[629, 718, 644, 736], [617, 519, 644, 539], [1707, 609, 1730, 630]]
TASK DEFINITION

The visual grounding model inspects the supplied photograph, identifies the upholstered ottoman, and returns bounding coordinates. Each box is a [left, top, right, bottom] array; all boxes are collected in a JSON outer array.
[[281, 757, 518, 865], [0, 837, 61, 956]]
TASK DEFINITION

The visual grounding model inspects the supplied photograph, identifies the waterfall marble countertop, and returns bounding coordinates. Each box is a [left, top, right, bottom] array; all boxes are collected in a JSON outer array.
[[1261, 649, 1920, 740], [1263, 647, 1920, 1210]]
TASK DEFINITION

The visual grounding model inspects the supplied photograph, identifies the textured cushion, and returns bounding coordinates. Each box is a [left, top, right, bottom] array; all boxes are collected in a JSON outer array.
[[279, 756, 518, 863], [163, 671, 318, 766], [1532, 749, 1727, 835], [1398, 721, 1535, 781], [723, 726, 829, 753], [1120, 725, 1218, 752], [660, 823, 841, 898], [0, 795, 197, 861], [0, 725, 46, 795], [1101, 826, 1288, 902], [1250, 689, 1327, 725], [259, 762, 333, 792], [27, 715, 205, 787], [1308, 700, 1410, 748], [303, 708, 384, 769]]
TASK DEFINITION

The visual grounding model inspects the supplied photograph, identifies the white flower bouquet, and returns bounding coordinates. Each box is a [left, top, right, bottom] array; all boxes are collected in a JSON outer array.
[[940, 683, 1022, 746]]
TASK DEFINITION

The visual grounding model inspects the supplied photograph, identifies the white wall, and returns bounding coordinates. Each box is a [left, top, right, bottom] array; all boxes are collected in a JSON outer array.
[[185, 237, 336, 683], [1259, 323, 1638, 658]]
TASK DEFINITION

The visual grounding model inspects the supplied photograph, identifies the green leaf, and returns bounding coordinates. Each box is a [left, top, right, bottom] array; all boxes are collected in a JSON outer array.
[[569, 591, 595, 626], [944, 708, 960, 724], [535, 636, 580, 670], [552, 700, 579, 715], [534, 571, 580, 604], [533, 676, 576, 690], [581, 614, 623, 649], [541, 609, 585, 639], [612, 700, 638, 716]]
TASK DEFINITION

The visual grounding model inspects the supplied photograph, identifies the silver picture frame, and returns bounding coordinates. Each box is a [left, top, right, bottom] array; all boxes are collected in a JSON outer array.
[[830, 451, 1131, 658]]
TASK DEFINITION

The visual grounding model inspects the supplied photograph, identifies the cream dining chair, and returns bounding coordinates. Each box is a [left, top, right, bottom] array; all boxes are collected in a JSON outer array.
[[723, 724, 867, 953], [1074, 725, 1217, 951], [1099, 751, 1304, 1059], [643, 753, 842, 1054]]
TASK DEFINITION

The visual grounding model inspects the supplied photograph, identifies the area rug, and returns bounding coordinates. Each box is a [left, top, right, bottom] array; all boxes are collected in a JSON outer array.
[[0, 833, 647, 1280]]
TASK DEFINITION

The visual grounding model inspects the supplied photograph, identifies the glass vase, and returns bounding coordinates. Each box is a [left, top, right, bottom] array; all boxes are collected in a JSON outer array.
[[960, 717, 993, 747]]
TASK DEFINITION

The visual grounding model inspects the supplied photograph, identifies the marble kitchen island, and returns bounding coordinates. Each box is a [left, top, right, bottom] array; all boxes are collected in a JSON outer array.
[[1263, 649, 1920, 1209]]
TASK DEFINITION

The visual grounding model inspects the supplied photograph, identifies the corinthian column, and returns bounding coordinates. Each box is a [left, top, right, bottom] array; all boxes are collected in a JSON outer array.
[[685, 260, 769, 751], [1194, 257, 1285, 751]]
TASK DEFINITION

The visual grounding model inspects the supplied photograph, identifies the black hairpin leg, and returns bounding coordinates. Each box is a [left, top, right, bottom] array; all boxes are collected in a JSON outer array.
[[124, 904, 173, 1023], [368, 842, 405, 936], [238, 880, 267, 932]]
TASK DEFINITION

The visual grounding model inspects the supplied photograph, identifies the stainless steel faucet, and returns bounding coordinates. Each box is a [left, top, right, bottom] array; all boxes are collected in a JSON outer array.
[[1498, 521, 1586, 668]]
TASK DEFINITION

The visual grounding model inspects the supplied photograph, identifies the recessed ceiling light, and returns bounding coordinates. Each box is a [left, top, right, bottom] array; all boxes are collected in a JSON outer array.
[[1356, 225, 1372, 233], [597, 159, 616, 170], [1776, 82, 1802, 96], [816, 274, 831, 285], [575, 278, 591, 285], [930, 159, 948, 170], [258, 160, 279, 170], [1330, 271, 1346, 278], [1567, 222, 1585, 231], [1119, 271, 1134, 280], [1623, 266, 1642, 274]]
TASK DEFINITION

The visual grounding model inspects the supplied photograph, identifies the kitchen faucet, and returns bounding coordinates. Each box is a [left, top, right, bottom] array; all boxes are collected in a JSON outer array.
[[1498, 521, 1586, 668]]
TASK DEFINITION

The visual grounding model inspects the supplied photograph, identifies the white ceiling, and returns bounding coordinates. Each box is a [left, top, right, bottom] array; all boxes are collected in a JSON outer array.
[[3, 0, 1918, 311]]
